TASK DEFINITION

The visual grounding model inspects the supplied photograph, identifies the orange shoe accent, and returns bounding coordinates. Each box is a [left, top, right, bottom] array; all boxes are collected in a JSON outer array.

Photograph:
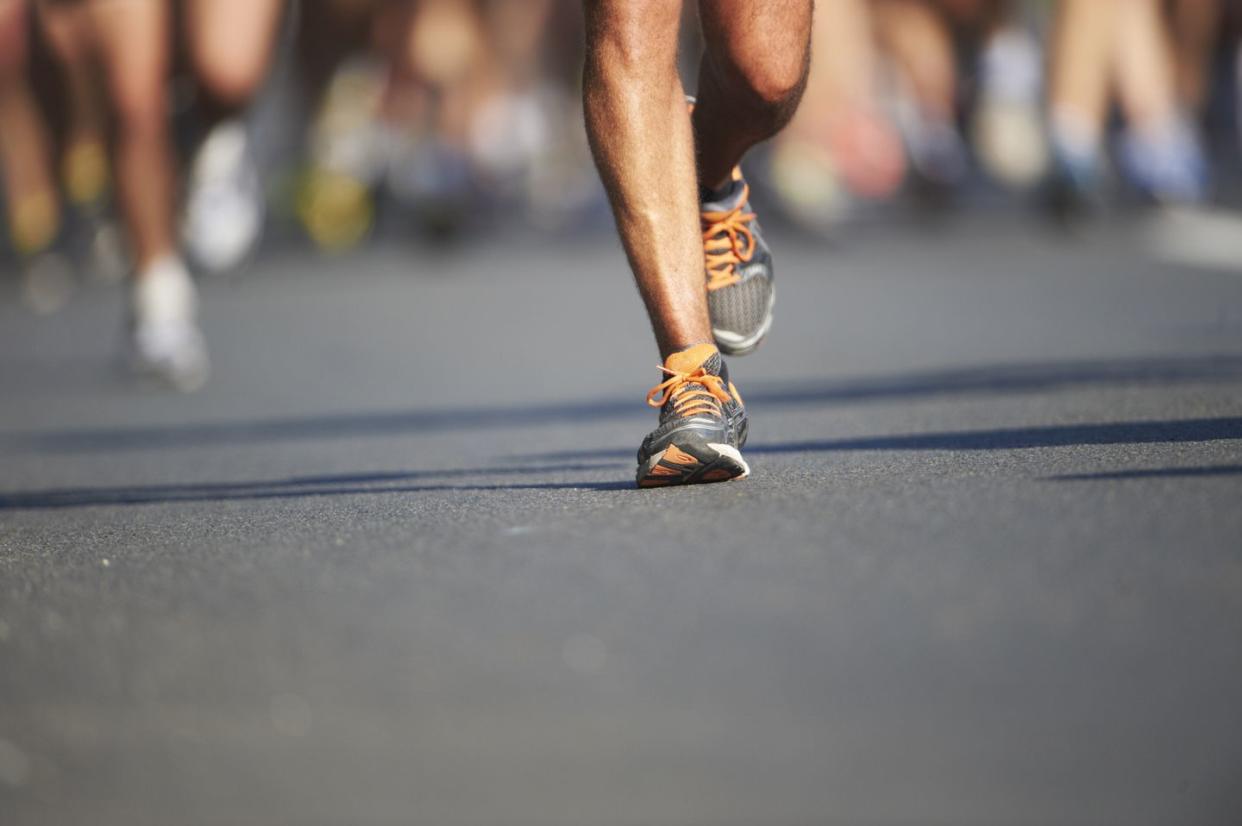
[[646, 345, 734, 418], [665, 343, 718, 374], [661, 444, 699, 467], [702, 168, 755, 293], [701, 468, 735, 481], [649, 463, 683, 477]]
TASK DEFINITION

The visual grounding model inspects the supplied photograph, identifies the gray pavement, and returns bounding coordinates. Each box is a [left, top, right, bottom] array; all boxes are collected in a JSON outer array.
[[2, 219, 1241, 825]]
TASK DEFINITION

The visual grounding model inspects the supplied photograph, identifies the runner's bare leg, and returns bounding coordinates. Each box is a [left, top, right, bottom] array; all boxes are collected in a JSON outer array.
[[89, 0, 175, 271], [693, 0, 812, 191], [582, 0, 710, 359], [184, 0, 285, 113]]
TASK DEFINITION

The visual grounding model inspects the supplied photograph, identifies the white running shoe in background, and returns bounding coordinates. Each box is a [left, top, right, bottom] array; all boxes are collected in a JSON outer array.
[[973, 28, 1049, 189], [129, 255, 210, 392], [183, 119, 264, 275]]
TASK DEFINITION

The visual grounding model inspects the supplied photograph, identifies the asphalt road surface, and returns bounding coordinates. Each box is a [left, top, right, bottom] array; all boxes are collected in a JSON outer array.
[[2, 217, 1241, 825]]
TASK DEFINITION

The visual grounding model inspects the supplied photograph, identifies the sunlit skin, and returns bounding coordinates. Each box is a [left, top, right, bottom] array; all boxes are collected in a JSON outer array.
[[0, 0, 59, 252], [872, 0, 957, 123], [72, 0, 177, 273], [184, 0, 285, 114], [1111, 0, 1180, 130], [37, 1, 110, 206], [1167, 0, 1221, 110], [36, 5, 106, 206], [796, 0, 880, 131], [1050, 0, 1182, 145], [582, 0, 811, 360]]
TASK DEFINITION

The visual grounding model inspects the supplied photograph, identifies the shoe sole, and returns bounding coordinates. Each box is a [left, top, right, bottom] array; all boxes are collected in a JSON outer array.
[[126, 347, 210, 394], [712, 292, 774, 357], [129, 359, 210, 393], [637, 440, 750, 489]]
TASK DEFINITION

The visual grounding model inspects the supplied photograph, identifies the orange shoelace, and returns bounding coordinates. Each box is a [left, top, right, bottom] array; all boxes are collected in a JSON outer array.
[[646, 365, 733, 417], [702, 181, 756, 293]]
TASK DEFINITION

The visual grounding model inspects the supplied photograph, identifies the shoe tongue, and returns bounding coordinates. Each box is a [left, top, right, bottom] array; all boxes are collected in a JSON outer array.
[[664, 343, 721, 376], [700, 175, 746, 213]]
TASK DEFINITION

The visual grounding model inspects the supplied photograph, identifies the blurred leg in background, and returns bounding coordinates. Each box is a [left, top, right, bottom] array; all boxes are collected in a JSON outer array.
[[769, 0, 907, 229], [295, 0, 395, 250], [0, 0, 83, 314], [0, 0, 61, 261], [181, 0, 286, 273], [296, 0, 561, 247], [1112, 0, 1207, 203], [468, 0, 559, 209], [38, 0, 127, 286], [1166, 0, 1221, 115], [38, 0, 108, 216], [1049, 0, 1205, 212], [88, 0, 208, 389], [293, 0, 577, 245], [964, 0, 1050, 190], [184, 0, 284, 118], [382, 0, 486, 236], [872, 0, 968, 194], [1047, 0, 1121, 212]]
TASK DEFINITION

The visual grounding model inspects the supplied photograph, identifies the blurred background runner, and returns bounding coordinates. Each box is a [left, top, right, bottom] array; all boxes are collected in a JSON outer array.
[[5, 0, 1242, 388]]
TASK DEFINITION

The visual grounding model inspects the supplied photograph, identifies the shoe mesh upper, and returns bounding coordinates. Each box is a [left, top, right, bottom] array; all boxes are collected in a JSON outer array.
[[639, 348, 747, 464], [702, 175, 774, 349], [708, 266, 772, 340]]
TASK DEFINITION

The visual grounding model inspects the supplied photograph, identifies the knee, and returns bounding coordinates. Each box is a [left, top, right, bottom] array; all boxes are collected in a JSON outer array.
[[721, 47, 809, 132], [195, 59, 264, 109], [584, 0, 680, 79]]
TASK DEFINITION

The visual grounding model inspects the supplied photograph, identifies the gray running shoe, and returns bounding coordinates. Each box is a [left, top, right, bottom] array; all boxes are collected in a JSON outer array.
[[702, 168, 774, 356], [637, 343, 749, 488]]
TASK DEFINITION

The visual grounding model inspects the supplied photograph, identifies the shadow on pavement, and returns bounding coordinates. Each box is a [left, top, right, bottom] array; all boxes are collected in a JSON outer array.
[[3, 418, 1239, 510], [0, 463, 629, 510], [3, 353, 1241, 454], [748, 416, 1242, 453], [1047, 464, 1242, 481], [519, 416, 1242, 461]]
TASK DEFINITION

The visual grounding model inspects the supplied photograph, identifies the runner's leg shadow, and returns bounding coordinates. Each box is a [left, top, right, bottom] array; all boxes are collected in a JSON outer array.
[[1046, 464, 1242, 481], [515, 416, 1242, 462], [7, 355, 1242, 454], [745, 416, 1242, 454], [0, 463, 630, 510]]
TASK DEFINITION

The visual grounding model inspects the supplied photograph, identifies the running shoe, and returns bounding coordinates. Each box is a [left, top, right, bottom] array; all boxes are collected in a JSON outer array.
[[20, 247, 75, 316], [636, 343, 749, 488], [127, 256, 210, 392], [183, 119, 265, 274], [60, 137, 127, 284], [7, 191, 76, 315], [1117, 115, 1208, 206], [973, 28, 1049, 190], [702, 168, 774, 356], [1044, 107, 1106, 222], [299, 59, 385, 251]]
